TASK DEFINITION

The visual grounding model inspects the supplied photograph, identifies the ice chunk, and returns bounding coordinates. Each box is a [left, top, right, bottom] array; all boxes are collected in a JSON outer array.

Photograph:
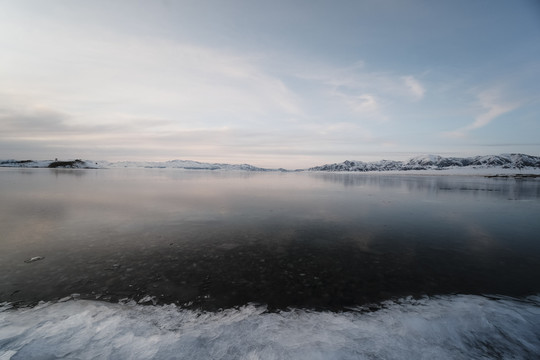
[[138, 295, 157, 305], [57, 294, 80, 303]]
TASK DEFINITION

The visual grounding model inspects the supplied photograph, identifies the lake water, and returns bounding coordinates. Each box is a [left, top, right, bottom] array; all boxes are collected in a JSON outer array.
[[1, 168, 539, 359]]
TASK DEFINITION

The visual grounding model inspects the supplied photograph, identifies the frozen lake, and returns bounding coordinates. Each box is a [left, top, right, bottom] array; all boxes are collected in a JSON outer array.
[[1, 168, 539, 309], [1, 168, 539, 358]]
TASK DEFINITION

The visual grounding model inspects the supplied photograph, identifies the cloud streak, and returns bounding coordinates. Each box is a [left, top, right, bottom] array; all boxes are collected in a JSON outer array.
[[402, 76, 425, 100], [293, 62, 427, 124], [466, 91, 518, 130], [443, 88, 519, 138]]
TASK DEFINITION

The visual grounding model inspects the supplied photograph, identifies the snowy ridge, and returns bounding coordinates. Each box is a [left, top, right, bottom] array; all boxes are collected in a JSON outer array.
[[0, 159, 272, 171], [0, 159, 99, 169], [2, 153, 540, 172], [310, 153, 540, 172], [101, 159, 271, 171], [1, 294, 539, 359]]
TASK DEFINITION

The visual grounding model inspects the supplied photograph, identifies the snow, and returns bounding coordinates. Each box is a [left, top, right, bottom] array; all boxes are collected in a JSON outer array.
[[408, 154, 443, 165], [0, 159, 100, 169], [309, 153, 540, 174], [0, 159, 268, 171], [1, 154, 540, 174], [0, 160, 56, 168], [1, 294, 538, 359], [98, 160, 269, 171], [357, 167, 540, 176]]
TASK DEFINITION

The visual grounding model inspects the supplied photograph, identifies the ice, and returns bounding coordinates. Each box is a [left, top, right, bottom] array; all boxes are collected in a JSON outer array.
[[58, 294, 81, 303], [0, 351, 16, 360], [138, 295, 157, 305], [23, 257, 44, 264], [0, 295, 539, 359]]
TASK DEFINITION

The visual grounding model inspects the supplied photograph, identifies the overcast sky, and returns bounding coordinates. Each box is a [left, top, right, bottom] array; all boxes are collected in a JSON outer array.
[[1, 0, 539, 168]]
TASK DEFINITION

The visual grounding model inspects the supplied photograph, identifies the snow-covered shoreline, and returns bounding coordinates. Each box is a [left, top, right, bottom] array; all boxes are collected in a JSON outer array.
[[308, 167, 540, 177], [1, 294, 539, 359], [1, 153, 540, 176], [0, 159, 100, 169], [0, 159, 271, 171]]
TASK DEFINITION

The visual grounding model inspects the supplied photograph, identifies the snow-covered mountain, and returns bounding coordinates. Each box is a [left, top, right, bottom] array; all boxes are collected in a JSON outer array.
[[101, 159, 271, 171], [309, 154, 540, 172], [0, 159, 272, 171], [3, 153, 540, 172]]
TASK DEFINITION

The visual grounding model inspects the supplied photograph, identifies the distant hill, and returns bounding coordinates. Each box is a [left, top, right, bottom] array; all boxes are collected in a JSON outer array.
[[0, 159, 99, 169], [309, 154, 540, 172], [3, 154, 540, 172], [0, 159, 273, 171], [102, 159, 272, 171]]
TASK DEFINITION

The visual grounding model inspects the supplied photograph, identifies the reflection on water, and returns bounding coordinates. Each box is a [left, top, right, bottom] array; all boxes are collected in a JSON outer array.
[[314, 172, 540, 199], [1, 168, 539, 310]]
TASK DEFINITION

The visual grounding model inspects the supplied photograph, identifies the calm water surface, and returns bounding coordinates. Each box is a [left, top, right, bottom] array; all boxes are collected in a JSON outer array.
[[1, 168, 539, 310]]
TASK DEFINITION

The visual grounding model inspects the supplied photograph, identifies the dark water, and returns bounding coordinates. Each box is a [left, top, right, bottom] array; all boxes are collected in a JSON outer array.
[[1, 168, 539, 310]]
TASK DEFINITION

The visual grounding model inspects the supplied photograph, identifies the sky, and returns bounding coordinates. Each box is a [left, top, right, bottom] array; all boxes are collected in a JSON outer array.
[[1, 0, 539, 168]]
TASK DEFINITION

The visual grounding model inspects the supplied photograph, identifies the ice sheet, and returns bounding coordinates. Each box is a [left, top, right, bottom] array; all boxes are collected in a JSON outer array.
[[1, 295, 539, 359]]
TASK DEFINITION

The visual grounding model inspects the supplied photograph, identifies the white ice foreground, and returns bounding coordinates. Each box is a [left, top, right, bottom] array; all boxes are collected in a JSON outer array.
[[1, 295, 539, 359]]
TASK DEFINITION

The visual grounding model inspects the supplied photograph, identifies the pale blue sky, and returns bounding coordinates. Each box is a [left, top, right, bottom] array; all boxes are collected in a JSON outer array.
[[1, 0, 539, 168]]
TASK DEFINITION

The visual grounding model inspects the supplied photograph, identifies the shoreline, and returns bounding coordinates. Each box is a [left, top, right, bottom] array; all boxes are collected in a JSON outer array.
[[2, 163, 540, 177]]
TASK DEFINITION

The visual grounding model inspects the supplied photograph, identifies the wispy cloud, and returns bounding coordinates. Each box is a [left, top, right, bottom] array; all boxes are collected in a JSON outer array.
[[333, 92, 384, 120], [466, 90, 518, 130], [402, 76, 425, 100], [347, 94, 380, 114], [294, 63, 426, 123], [443, 88, 519, 138]]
